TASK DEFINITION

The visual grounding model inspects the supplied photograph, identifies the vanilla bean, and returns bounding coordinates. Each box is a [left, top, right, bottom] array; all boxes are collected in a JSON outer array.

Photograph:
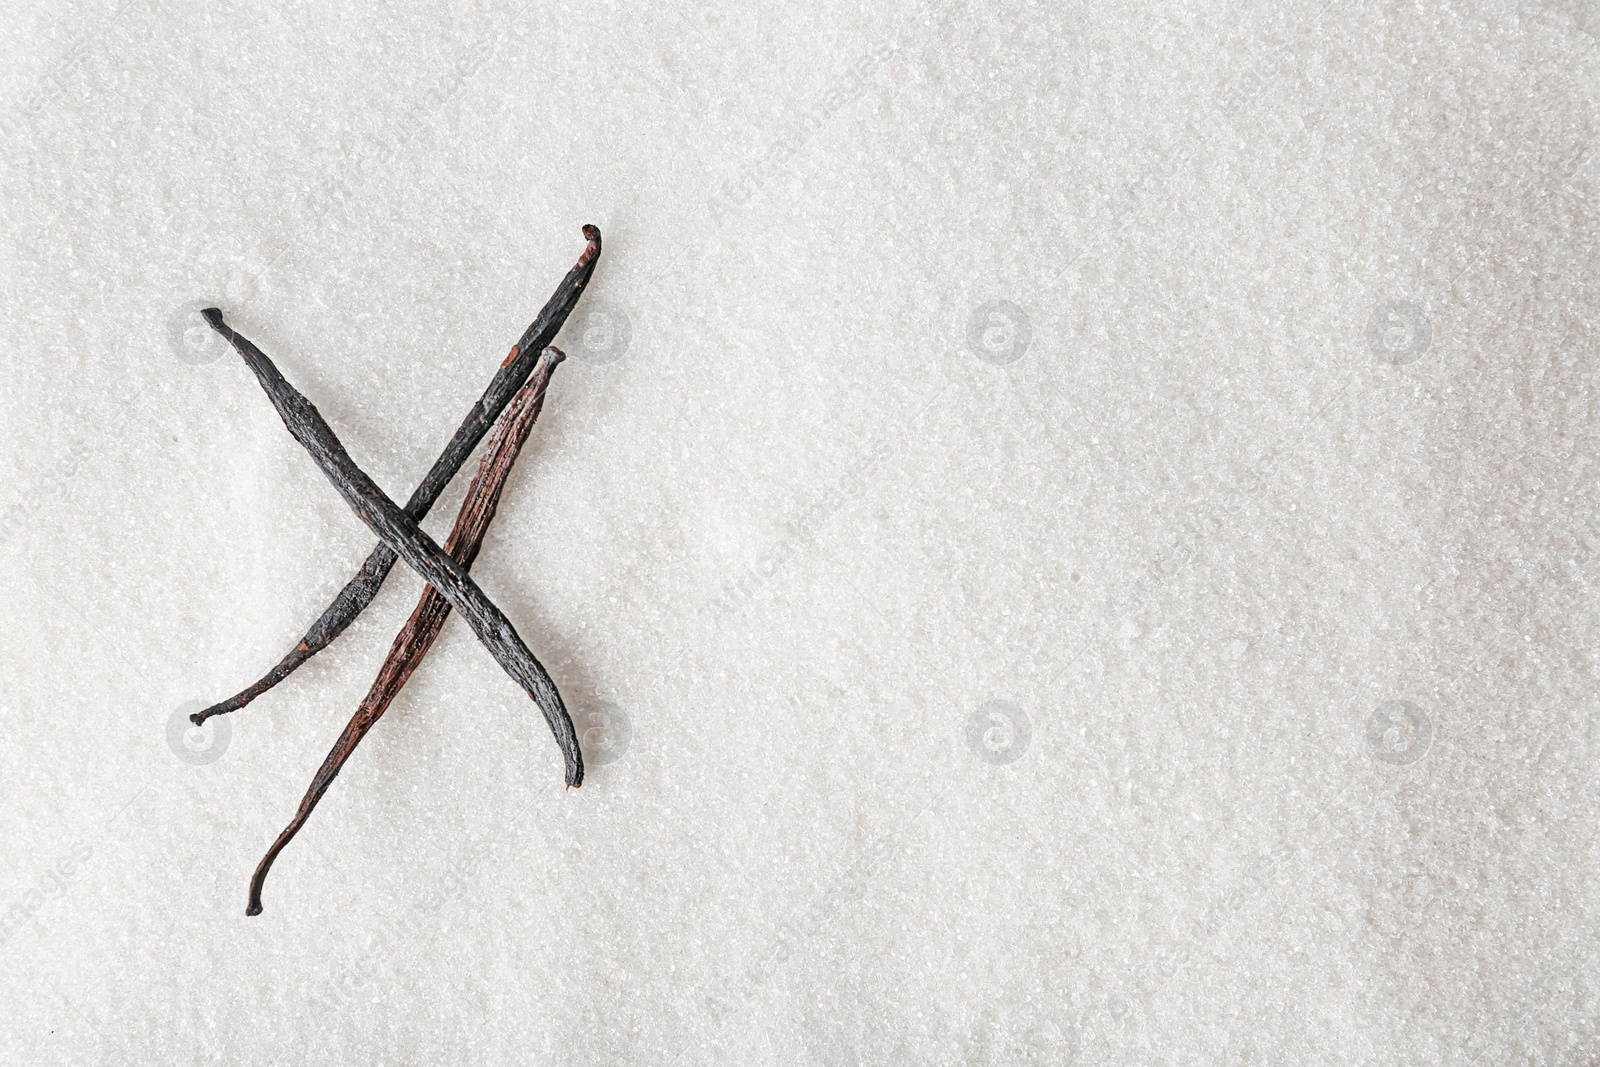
[[191, 225, 600, 727], [203, 308, 584, 788], [246, 347, 565, 916]]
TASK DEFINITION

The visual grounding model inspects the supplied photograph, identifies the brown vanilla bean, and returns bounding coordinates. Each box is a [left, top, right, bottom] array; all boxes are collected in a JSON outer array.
[[191, 225, 600, 727], [202, 308, 584, 788], [245, 347, 565, 916]]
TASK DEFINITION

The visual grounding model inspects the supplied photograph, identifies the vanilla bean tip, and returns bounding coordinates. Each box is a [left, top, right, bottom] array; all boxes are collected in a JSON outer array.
[[578, 225, 601, 267]]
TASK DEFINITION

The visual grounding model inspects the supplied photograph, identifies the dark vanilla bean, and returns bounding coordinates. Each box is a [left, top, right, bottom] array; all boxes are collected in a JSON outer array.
[[191, 225, 600, 727], [246, 347, 566, 916], [203, 308, 584, 788]]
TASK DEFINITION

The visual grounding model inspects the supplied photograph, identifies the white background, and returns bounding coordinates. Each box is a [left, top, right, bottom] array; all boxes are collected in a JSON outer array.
[[2, 0, 1598, 1062]]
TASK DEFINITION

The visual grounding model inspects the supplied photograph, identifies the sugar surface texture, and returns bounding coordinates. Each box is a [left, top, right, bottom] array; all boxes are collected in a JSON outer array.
[[3, 0, 1599, 1063]]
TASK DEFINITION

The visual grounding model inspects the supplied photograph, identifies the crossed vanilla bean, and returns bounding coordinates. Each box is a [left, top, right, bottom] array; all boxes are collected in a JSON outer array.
[[202, 309, 584, 788], [245, 347, 566, 916], [191, 226, 600, 727]]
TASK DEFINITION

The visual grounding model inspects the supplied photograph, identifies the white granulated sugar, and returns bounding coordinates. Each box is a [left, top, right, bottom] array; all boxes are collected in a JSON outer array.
[[3, 0, 1598, 1060]]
